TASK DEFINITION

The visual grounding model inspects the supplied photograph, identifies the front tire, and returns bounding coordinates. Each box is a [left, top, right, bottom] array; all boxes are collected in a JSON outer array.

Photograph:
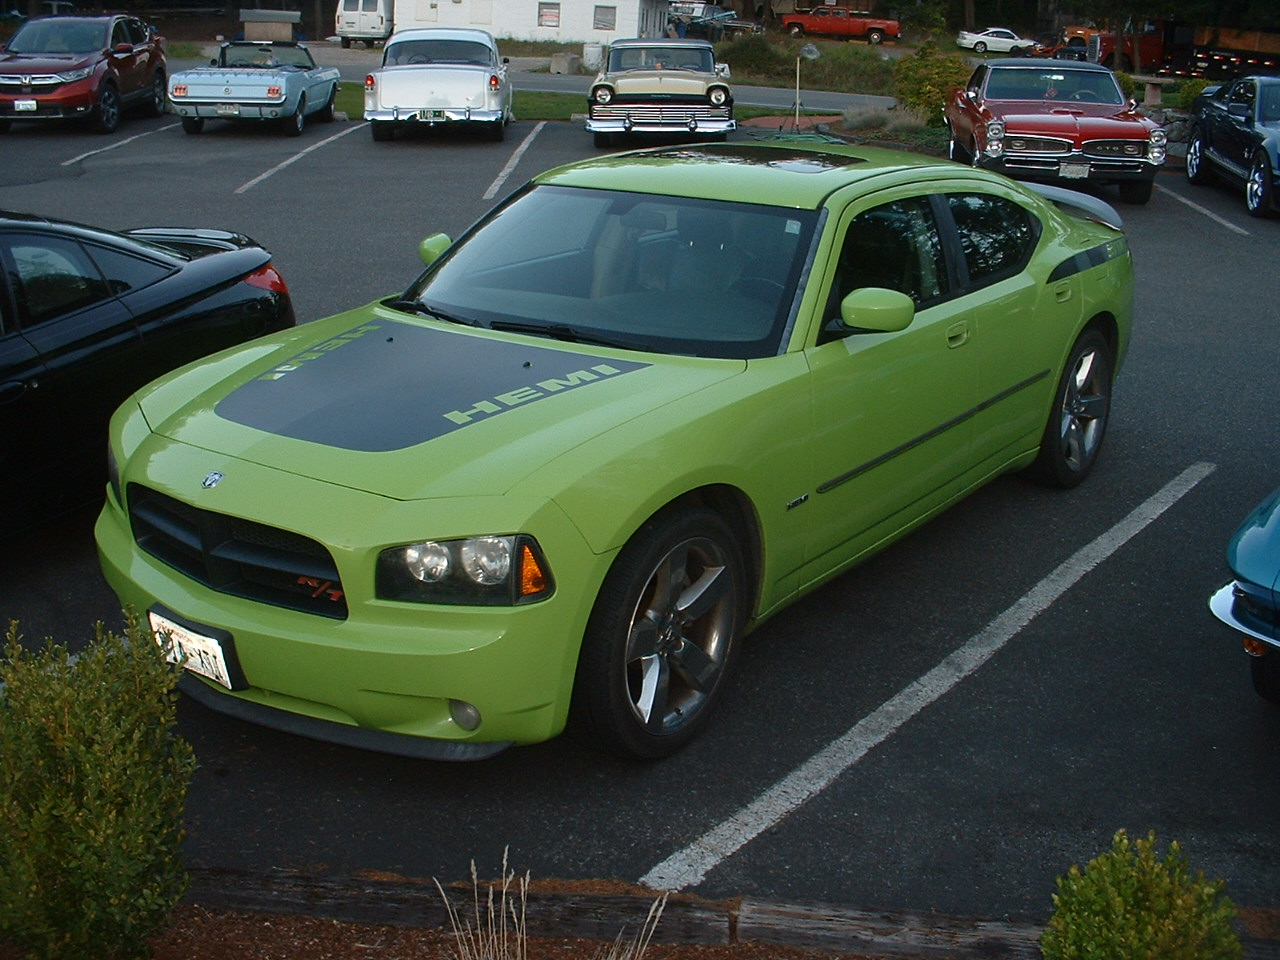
[[1252, 649, 1280, 704], [593, 131, 613, 148], [572, 506, 747, 760], [1027, 328, 1113, 488], [1118, 178, 1153, 204], [1246, 153, 1275, 218], [93, 83, 121, 133], [1185, 128, 1213, 184]]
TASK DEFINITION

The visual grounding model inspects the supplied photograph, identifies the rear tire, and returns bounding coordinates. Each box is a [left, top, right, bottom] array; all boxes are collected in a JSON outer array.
[[1027, 327, 1113, 488], [867, 29, 884, 44], [973, 41, 987, 53], [1246, 153, 1275, 218], [145, 70, 166, 117], [370, 119, 394, 141], [788, 23, 803, 36], [284, 96, 305, 136], [317, 85, 336, 123], [180, 116, 204, 134]]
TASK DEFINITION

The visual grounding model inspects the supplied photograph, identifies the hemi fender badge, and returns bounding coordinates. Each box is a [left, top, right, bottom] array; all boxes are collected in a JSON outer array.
[[202, 472, 225, 489]]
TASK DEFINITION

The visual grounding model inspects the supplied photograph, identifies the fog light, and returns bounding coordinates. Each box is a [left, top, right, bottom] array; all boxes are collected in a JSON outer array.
[[1244, 637, 1269, 658], [450, 700, 481, 730]]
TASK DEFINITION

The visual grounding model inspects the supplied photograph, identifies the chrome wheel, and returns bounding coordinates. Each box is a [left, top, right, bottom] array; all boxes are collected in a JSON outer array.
[[574, 507, 745, 759], [146, 71, 165, 117], [1029, 328, 1112, 488], [94, 84, 120, 133], [1185, 132, 1211, 184], [1246, 155, 1274, 217]]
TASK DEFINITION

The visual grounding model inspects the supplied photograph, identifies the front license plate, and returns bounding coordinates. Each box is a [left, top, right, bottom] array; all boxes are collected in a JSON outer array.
[[149, 609, 234, 689], [216, 102, 240, 116], [15, 99, 37, 111], [1059, 161, 1090, 179]]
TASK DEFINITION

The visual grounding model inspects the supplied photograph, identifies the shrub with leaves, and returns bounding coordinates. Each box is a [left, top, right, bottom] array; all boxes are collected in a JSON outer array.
[[1041, 829, 1243, 960], [891, 41, 972, 127], [1176, 78, 1213, 111], [1113, 70, 1138, 102], [0, 617, 197, 960]]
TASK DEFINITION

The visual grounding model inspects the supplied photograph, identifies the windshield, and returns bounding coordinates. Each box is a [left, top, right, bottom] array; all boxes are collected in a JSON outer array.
[[383, 39, 492, 66], [404, 185, 817, 360], [608, 45, 714, 73], [221, 43, 316, 69], [985, 67, 1124, 105], [7, 19, 109, 54]]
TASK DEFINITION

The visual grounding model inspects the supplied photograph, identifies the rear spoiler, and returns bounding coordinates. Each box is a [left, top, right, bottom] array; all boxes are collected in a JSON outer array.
[[126, 227, 257, 257], [1024, 182, 1124, 231]]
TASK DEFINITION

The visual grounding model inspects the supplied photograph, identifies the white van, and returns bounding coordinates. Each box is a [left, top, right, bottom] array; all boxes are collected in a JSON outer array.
[[335, 0, 391, 48]]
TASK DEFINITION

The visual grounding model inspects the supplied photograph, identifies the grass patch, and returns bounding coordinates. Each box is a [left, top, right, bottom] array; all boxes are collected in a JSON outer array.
[[714, 33, 896, 96], [166, 41, 206, 59]]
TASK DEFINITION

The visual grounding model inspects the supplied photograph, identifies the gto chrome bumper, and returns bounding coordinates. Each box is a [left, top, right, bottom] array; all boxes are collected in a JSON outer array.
[[1210, 582, 1280, 652]]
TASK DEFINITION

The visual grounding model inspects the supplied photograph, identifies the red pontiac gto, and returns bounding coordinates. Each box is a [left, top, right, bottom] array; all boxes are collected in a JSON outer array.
[[945, 59, 1166, 204]]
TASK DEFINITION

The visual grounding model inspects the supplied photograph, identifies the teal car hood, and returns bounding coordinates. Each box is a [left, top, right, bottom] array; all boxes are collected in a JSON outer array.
[[137, 312, 745, 501]]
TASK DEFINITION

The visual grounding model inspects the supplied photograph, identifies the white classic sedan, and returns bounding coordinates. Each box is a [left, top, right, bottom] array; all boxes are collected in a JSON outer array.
[[363, 27, 513, 142], [956, 27, 1041, 54]]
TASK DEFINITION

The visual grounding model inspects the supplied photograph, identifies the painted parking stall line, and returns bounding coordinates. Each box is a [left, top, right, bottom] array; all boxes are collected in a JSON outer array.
[[640, 461, 1217, 892], [484, 121, 546, 200], [61, 122, 181, 166], [1154, 182, 1250, 236], [235, 122, 367, 194]]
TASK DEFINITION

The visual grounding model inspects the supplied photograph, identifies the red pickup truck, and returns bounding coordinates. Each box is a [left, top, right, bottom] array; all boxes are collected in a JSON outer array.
[[781, 7, 900, 44]]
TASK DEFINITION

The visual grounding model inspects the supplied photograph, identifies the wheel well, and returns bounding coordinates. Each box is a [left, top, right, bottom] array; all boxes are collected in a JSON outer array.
[[1083, 312, 1119, 359], [662, 485, 764, 616]]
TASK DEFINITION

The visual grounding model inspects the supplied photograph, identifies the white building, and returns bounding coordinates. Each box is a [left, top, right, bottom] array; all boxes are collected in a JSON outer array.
[[392, 0, 672, 44]]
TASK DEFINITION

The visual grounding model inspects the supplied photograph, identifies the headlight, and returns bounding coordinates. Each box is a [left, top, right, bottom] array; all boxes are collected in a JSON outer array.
[[1149, 128, 1167, 146], [377, 534, 554, 605], [56, 66, 94, 83], [592, 85, 613, 104], [709, 86, 728, 106], [984, 120, 1005, 156]]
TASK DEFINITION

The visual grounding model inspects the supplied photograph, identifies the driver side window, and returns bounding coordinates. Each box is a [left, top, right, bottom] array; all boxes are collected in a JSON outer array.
[[9, 235, 113, 328]]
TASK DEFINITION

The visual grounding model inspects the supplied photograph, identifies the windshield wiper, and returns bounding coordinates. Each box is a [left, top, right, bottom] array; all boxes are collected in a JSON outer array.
[[385, 298, 479, 327], [488, 320, 645, 351]]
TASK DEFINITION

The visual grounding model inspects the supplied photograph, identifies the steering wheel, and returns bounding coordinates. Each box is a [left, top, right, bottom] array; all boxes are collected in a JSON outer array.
[[1068, 90, 1096, 102]]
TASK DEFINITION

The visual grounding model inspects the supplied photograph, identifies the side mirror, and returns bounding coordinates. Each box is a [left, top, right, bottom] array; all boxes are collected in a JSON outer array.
[[715, 62, 730, 78], [838, 287, 915, 333], [1227, 102, 1251, 120], [502, 56, 509, 64], [210, 57, 217, 65], [418, 232, 451, 267], [113, 42, 132, 54]]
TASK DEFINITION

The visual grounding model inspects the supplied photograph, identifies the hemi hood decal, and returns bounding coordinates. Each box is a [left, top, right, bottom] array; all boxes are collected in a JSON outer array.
[[215, 319, 650, 452]]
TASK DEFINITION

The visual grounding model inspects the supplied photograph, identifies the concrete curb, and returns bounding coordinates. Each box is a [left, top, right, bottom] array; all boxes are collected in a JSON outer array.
[[187, 867, 1280, 959]]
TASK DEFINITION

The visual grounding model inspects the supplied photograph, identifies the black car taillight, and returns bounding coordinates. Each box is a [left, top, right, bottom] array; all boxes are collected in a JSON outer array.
[[244, 262, 289, 295]]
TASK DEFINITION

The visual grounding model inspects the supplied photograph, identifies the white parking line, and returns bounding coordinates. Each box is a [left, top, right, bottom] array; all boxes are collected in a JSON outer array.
[[61, 122, 181, 166], [235, 122, 367, 194], [1154, 181, 1250, 236], [640, 461, 1217, 892], [484, 121, 546, 201]]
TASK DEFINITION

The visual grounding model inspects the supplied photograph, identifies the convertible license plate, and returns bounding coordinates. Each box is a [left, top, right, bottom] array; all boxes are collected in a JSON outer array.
[[1059, 161, 1090, 179], [419, 109, 444, 121], [148, 609, 234, 689], [216, 102, 240, 116], [15, 99, 37, 112]]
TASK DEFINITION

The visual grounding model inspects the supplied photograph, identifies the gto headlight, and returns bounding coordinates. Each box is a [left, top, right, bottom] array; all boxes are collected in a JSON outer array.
[[1149, 128, 1167, 163], [592, 85, 613, 104], [984, 120, 1005, 157], [377, 534, 553, 605], [56, 65, 94, 83], [709, 86, 728, 106]]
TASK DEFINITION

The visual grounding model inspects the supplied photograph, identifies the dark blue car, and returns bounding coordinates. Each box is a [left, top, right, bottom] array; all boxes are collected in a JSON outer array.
[[1186, 74, 1280, 217], [1211, 485, 1280, 702]]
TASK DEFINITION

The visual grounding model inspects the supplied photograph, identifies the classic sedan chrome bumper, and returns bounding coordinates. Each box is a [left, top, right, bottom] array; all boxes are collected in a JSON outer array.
[[1210, 582, 1280, 651], [365, 105, 504, 123]]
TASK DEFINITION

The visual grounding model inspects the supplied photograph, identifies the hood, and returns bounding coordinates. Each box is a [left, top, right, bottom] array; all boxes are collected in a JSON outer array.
[[1228, 485, 1280, 602], [610, 72, 714, 97], [994, 105, 1154, 142], [0, 52, 94, 73], [138, 310, 743, 501]]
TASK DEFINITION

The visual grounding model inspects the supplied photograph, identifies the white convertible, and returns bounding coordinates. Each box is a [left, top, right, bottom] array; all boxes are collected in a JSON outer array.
[[363, 27, 513, 142]]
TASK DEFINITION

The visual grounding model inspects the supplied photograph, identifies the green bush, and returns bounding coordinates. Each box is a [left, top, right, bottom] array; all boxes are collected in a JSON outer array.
[[0, 617, 197, 960], [892, 41, 972, 127], [1114, 70, 1138, 102], [1176, 78, 1213, 111], [716, 34, 895, 97], [1041, 829, 1243, 960]]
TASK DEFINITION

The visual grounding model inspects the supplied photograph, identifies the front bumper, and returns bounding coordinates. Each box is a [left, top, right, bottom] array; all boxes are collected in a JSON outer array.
[[587, 103, 734, 135], [1210, 581, 1280, 651], [0, 89, 97, 121], [365, 106, 503, 124], [980, 150, 1160, 184]]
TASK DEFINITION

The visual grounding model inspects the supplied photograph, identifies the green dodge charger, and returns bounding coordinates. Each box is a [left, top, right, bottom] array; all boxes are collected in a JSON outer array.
[[96, 140, 1133, 760]]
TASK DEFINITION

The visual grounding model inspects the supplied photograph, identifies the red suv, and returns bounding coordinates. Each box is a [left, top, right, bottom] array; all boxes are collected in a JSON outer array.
[[0, 15, 166, 133]]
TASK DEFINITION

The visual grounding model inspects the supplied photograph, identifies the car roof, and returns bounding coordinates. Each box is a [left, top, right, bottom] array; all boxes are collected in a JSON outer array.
[[17, 14, 124, 24], [610, 37, 715, 49], [386, 27, 497, 45], [534, 141, 1007, 209], [986, 58, 1111, 73]]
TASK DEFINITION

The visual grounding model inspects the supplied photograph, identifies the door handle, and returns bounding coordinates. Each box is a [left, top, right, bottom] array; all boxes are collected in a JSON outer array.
[[946, 321, 970, 349], [0, 380, 28, 404], [1054, 281, 1072, 303]]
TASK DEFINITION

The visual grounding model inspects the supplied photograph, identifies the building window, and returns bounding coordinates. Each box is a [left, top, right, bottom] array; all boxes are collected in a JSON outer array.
[[537, 2, 560, 27], [593, 5, 616, 30]]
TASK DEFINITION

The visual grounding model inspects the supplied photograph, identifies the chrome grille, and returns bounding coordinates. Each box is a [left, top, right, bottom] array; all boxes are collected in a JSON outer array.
[[1084, 139, 1148, 158], [591, 103, 731, 123], [128, 484, 348, 619], [1005, 136, 1071, 154]]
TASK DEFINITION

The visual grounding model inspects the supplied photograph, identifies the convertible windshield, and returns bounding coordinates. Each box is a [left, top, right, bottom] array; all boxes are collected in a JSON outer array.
[[406, 185, 817, 360], [384, 39, 492, 66], [221, 43, 316, 69], [7, 19, 109, 54], [608, 45, 714, 73], [985, 67, 1124, 105]]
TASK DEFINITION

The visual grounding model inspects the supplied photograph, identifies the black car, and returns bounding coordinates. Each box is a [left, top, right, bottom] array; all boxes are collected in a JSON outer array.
[[0, 211, 295, 531], [1186, 75, 1280, 217]]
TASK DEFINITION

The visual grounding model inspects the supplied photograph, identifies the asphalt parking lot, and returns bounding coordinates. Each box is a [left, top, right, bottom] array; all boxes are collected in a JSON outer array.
[[2, 101, 1279, 940]]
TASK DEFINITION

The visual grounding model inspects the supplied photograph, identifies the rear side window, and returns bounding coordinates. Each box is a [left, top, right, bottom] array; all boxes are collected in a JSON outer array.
[[85, 244, 171, 295], [946, 193, 1038, 287], [7, 235, 113, 328]]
